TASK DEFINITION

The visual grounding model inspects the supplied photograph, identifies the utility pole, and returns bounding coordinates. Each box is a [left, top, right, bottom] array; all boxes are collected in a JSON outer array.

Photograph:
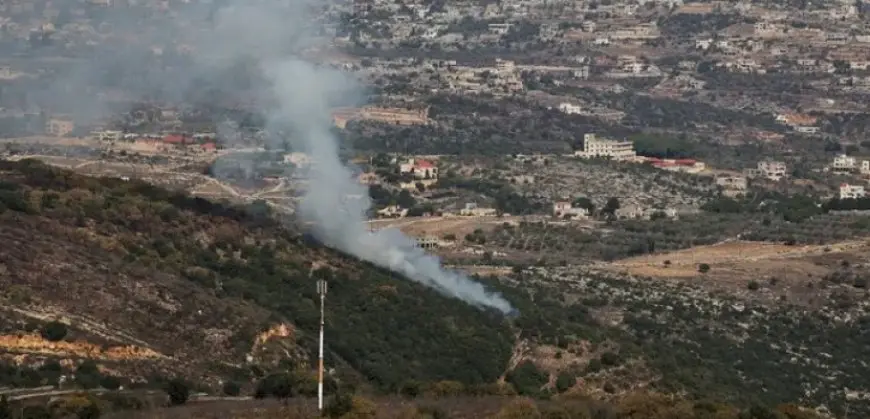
[[316, 279, 328, 412]]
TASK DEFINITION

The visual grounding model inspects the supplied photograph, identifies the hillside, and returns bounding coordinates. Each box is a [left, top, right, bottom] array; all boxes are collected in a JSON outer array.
[[0, 159, 514, 391]]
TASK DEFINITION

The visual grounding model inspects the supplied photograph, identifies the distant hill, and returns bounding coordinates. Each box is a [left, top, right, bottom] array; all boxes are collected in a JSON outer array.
[[0, 158, 514, 392]]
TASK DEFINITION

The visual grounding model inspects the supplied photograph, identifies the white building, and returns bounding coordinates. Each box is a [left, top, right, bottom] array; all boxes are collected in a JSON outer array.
[[832, 154, 857, 172], [284, 152, 312, 168], [459, 202, 498, 217], [558, 103, 582, 114], [862, 160, 870, 175], [399, 158, 439, 180], [839, 183, 866, 200], [757, 160, 787, 181], [553, 201, 589, 218], [574, 133, 636, 160], [377, 205, 408, 218]]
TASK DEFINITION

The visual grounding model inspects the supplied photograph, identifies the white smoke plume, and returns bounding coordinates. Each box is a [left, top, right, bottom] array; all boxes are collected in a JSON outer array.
[[206, 2, 515, 314]]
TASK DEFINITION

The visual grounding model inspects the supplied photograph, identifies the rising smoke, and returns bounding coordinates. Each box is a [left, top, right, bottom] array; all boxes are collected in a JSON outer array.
[[30, 0, 516, 314], [213, 3, 516, 315]]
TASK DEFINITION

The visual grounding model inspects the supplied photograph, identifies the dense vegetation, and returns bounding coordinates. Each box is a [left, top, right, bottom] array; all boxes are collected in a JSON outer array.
[[0, 159, 514, 391]]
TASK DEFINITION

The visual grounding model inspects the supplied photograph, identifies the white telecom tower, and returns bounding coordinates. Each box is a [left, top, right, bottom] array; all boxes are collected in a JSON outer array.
[[316, 279, 328, 412]]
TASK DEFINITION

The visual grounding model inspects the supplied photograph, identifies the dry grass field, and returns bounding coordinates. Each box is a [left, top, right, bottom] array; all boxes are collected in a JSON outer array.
[[604, 239, 870, 286]]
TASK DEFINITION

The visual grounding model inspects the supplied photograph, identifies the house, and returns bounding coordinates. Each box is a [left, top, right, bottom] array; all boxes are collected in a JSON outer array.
[[754, 160, 787, 181], [861, 160, 870, 175], [377, 205, 408, 218], [46, 118, 75, 137], [200, 142, 217, 153], [648, 158, 706, 174], [831, 154, 856, 173], [416, 236, 440, 249], [92, 130, 123, 141], [776, 113, 818, 132], [358, 172, 380, 185], [839, 183, 866, 200], [553, 201, 589, 218], [574, 133, 636, 160], [558, 103, 582, 114], [399, 158, 438, 180], [163, 134, 187, 146], [716, 175, 748, 190], [459, 203, 497, 217], [284, 152, 312, 168]]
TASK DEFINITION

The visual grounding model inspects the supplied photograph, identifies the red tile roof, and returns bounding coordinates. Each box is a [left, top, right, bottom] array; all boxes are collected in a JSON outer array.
[[164, 134, 185, 144], [415, 159, 435, 169]]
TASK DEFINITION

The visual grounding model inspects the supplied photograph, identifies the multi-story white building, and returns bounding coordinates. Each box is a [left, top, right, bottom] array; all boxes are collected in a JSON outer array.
[[574, 133, 636, 160], [831, 154, 856, 172], [839, 183, 866, 199], [862, 160, 870, 175], [757, 160, 787, 181]]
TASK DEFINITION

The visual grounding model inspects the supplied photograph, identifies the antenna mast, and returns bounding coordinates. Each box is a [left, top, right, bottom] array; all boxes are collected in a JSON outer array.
[[316, 279, 328, 412]]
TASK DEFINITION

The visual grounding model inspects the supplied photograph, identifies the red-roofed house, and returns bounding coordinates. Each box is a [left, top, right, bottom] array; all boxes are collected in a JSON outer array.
[[201, 142, 217, 152], [163, 134, 186, 145], [399, 158, 439, 180]]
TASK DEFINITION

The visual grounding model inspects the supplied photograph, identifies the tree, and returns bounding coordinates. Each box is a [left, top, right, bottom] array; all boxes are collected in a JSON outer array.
[[40, 321, 68, 342], [165, 378, 190, 406], [324, 392, 355, 418], [222, 381, 241, 396], [76, 401, 101, 419], [399, 380, 421, 398], [0, 396, 10, 419], [506, 361, 548, 396], [254, 373, 295, 399], [602, 197, 620, 215], [555, 372, 576, 393], [698, 263, 711, 273], [99, 375, 121, 391]]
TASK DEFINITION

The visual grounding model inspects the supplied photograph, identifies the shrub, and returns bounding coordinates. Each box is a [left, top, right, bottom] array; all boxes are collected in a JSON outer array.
[[494, 398, 541, 419], [399, 380, 422, 398], [698, 263, 711, 273], [40, 321, 68, 342], [747, 281, 760, 291], [506, 361, 548, 396], [555, 372, 576, 393], [222, 381, 241, 396], [324, 392, 355, 418], [600, 352, 621, 367], [165, 378, 189, 406], [100, 375, 121, 391]]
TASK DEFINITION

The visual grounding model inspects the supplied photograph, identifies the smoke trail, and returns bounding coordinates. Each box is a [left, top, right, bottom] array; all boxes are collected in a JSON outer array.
[[257, 40, 517, 315]]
